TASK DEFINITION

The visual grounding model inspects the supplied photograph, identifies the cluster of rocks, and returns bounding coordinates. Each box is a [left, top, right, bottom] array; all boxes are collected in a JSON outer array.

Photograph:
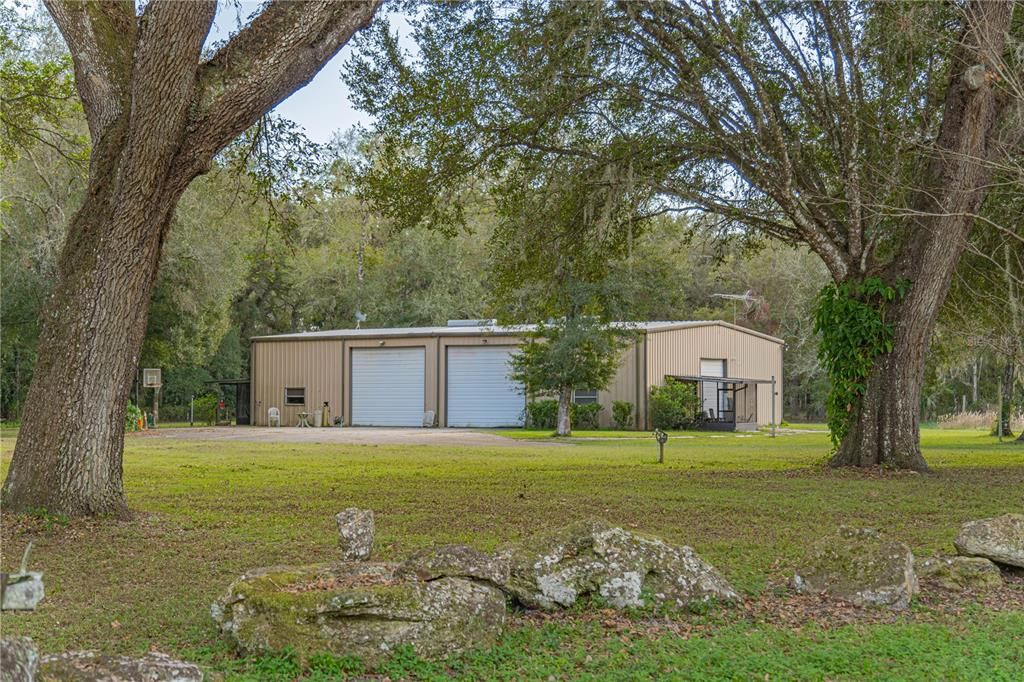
[[210, 509, 737, 664], [0, 638, 202, 682], [792, 513, 1023, 609], [6, 510, 1017, 677]]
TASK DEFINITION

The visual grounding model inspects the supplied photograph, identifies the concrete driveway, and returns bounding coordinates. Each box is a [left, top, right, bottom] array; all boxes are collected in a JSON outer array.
[[139, 426, 557, 447]]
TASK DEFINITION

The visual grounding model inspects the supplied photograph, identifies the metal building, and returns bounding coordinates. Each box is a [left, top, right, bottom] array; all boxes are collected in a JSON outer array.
[[249, 320, 783, 429]]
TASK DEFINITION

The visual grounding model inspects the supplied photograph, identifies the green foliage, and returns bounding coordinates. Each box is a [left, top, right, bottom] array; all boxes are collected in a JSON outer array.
[[572, 402, 602, 430], [525, 399, 559, 430], [193, 395, 219, 426], [307, 651, 365, 677], [612, 400, 634, 430], [649, 379, 702, 430], [0, 5, 85, 165], [526, 401, 608, 431], [814, 276, 911, 447], [25, 506, 69, 531], [509, 317, 633, 412], [124, 402, 143, 432]]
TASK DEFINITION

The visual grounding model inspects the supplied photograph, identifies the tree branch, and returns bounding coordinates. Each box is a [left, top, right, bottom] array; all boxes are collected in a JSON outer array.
[[42, 0, 135, 142], [178, 0, 382, 177]]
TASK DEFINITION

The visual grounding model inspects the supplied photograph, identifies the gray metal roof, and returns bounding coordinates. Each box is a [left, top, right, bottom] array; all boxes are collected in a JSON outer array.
[[251, 320, 783, 344]]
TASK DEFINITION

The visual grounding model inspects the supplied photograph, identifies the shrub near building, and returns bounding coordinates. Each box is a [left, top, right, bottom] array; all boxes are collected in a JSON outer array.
[[649, 379, 702, 430]]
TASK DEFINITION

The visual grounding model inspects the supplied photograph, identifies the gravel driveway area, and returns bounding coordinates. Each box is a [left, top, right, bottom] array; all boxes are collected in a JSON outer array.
[[138, 426, 558, 447]]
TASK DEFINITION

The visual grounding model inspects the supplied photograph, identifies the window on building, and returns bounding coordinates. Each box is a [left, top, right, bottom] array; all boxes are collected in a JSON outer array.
[[284, 387, 305, 406], [573, 389, 599, 404]]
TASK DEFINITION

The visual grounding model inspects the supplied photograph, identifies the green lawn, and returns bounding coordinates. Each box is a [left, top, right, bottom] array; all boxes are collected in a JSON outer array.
[[2, 428, 1022, 680]]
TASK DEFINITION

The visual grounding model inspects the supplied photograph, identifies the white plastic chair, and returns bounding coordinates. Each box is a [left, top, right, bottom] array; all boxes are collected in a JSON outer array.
[[268, 407, 281, 427]]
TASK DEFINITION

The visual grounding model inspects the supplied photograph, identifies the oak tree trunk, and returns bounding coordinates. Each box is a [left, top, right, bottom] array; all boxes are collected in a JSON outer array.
[[1, 150, 184, 516], [556, 387, 573, 436], [830, 0, 1013, 471], [2, 0, 380, 517]]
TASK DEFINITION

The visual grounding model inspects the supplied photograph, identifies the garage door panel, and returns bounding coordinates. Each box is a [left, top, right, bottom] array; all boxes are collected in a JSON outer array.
[[700, 359, 726, 417], [351, 348, 425, 426], [447, 346, 524, 427]]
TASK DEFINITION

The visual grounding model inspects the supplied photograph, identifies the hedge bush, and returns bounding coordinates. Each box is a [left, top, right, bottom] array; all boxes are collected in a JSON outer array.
[[612, 400, 634, 430], [572, 402, 603, 429], [526, 399, 604, 430], [193, 394, 219, 426], [649, 379, 702, 430], [526, 399, 559, 429]]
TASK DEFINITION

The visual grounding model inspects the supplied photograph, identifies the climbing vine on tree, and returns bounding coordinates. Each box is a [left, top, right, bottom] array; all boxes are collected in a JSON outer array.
[[815, 277, 911, 448]]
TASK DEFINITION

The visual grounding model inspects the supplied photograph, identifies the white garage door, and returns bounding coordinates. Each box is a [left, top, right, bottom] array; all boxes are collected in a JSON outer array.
[[447, 346, 524, 427], [351, 348, 425, 426]]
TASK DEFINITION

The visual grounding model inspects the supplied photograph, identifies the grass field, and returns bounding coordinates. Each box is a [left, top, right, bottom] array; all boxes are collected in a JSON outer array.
[[2, 427, 1022, 680]]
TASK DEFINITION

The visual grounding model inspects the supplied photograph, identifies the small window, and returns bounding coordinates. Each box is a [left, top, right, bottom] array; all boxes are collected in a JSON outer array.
[[284, 387, 305, 406], [573, 389, 598, 404]]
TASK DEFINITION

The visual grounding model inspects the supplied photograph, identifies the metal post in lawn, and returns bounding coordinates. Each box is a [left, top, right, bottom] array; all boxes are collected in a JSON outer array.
[[654, 429, 668, 463], [997, 377, 1003, 442], [190, 395, 194, 427], [770, 375, 776, 438], [153, 385, 160, 428]]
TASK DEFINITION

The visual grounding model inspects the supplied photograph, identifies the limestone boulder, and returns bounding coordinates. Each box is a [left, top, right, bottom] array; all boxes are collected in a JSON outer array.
[[499, 520, 738, 610], [1, 637, 39, 682], [954, 514, 1024, 568], [917, 555, 1003, 591], [793, 527, 918, 609], [335, 508, 374, 561], [211, 561, 505, 665], [396, 544, 510, 585], [38, 651, 202, 681]]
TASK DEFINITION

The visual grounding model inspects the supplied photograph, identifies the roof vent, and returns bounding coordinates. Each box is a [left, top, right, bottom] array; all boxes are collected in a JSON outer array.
[[447, 319, 496, 327]]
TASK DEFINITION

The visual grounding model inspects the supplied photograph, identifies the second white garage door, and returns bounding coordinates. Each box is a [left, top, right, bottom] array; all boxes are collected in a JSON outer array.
[[351, 348, 425, 426], [447, 346, 525, 427]]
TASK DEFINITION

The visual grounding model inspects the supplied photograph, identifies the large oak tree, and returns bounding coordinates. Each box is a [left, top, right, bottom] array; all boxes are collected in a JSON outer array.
[[2, 0, 381, 517], [347, 0, 1020, 470]]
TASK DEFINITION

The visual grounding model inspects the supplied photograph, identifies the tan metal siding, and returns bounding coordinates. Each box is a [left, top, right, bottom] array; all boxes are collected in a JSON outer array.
[[251, 339, 343, 426], [646, 324, 783, 426], [596, 341, 642, 428]]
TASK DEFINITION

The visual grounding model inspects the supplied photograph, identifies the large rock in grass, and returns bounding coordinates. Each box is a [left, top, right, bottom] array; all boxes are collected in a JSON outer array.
[[335, 508, 374, 561], [38, 651, 202, 681], [396, 544, 510, 585], [917, 555, 1003, 591], [211, 562, 505, 665], [954, 514, 1024, 568], [1, 637, 39, 682], [793, 526, 918, 609], [498, 520, 738, 610]]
